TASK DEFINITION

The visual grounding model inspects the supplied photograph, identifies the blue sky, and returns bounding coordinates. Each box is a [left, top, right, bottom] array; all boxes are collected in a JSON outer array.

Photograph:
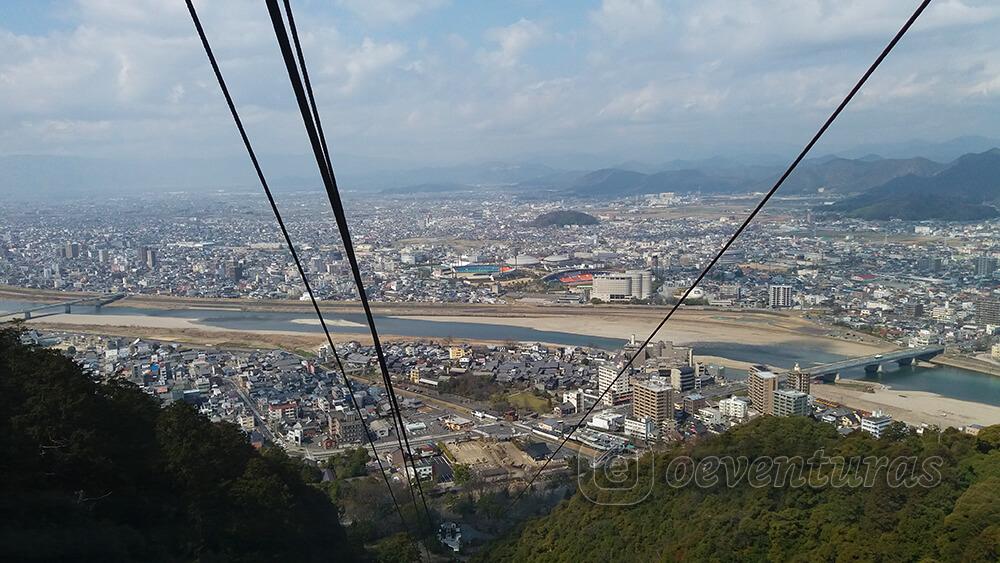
[[2, 0, 1000, 167]]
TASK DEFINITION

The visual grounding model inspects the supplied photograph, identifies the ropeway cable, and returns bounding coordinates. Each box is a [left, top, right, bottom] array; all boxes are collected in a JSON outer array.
[[183, 0, 416, 539], [508, 0, 933, 509], [264, 0, 435, 528]]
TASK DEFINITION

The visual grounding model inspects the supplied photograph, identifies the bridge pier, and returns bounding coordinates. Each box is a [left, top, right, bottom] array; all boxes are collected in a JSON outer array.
[[64, 304, 71, 314], [24, 311, 31, 320], [864, 364, 880, 374], [897, 357, 913, 367]]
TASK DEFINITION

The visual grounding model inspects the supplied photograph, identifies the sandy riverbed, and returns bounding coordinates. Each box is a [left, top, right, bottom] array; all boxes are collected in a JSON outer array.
[[811, 383, 1000, 428], [392, 312, 889, 357]]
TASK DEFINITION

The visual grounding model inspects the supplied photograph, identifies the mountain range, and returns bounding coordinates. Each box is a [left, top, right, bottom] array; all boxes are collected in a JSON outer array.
[[825, 149, 1000, 220]]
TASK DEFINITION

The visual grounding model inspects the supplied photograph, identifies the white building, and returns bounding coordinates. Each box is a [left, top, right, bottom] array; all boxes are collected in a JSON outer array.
[[598, 361, 632, 406], [624, 416, 657, 441], [719, 396, 751, 420], [591, 269, 653, 302], [589, 412, 624, 432], [769, 284, 793, 308], [861, 410, 893, 438]]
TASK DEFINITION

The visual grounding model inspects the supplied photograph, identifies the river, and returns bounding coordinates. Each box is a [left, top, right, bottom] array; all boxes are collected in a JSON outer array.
[[3, 299, 999, 407]]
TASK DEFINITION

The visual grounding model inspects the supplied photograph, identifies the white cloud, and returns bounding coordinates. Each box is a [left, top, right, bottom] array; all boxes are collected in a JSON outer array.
[[480, 19, 544, 68]]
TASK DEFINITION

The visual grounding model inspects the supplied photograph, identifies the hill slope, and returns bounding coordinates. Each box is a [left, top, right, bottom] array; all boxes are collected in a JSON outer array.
[[479, 417, 1000, 562], [0, 326, 362, 562], [826, 148, 1000, 220], [530, 209, 600, 227]]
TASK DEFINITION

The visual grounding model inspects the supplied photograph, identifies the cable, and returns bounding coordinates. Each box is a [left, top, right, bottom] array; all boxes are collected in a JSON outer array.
[[183, 0, 415, 538], [268, 0, 426, 524], [509, 0, 933, 509], [264, 0, 435, 529]]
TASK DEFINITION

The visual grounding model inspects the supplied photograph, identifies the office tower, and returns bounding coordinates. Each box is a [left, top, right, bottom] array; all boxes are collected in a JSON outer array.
[[976, 298, 1000, 326], [598, 361, 632, 406], [144, 248, 158, 270], [668, 365, 696, 392], [748, 365, 778, 415], [974, 255, 997, 277], [769, 284, 793, 308], [64, 242, 80, 259], [632, 379, 674, 431], [773, 389, 809, 417]]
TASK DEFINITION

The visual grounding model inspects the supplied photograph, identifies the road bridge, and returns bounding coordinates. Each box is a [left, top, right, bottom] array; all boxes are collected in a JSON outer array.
[[5, 293, 126, 320], [808, 345, 945, 380]]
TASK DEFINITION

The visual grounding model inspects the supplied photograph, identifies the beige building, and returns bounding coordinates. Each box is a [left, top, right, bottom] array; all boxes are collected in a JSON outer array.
[[748, 365, 778, 415], [632, 379, 674, 433]]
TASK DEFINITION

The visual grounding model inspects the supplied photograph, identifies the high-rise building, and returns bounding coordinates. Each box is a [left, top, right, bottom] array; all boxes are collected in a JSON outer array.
[[917, 256, 942, 273], [976, 298, 1000, 326], [136, 246, 158, 269], [902, 302, 924, 318], [974, 255, 997, 277], [773, 389, 809, 417], [768, 285, 793, 308], [598, 361, 632, 406], [786, 364, 811, 395], [97, 249, 108, 264], [632, 379, 674, 433], [748, 365, 778, 415], [64, 242, 80, 259]]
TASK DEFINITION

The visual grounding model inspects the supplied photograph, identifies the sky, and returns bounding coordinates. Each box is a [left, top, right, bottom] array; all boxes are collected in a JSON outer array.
[[2, 0, 1000, 169]]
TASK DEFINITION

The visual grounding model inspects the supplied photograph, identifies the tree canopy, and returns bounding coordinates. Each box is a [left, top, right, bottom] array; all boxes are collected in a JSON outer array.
[[479, 416, 1000, 562], [0, 326, 363, 562]]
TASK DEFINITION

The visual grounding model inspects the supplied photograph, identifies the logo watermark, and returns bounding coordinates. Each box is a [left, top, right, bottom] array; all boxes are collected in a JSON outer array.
[[579, 449, 944, 505]]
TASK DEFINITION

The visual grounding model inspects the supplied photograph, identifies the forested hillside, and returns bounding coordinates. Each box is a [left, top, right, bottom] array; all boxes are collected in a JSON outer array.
[[0, 326, 363, 562], [481, 417, 1000, 562]]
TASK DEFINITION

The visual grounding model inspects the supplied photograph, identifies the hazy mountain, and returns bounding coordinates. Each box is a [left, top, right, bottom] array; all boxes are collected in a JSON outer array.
[[835, 135, 1000, 162], [751, 156, 946, 194], [824, 148, 1000, 220], [379, 182, 473, 194]]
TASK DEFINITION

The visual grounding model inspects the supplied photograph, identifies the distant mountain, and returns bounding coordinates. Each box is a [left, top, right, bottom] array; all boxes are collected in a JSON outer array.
[[380, 182, 472, 194], [750, 156, 945, 194], [567, 168, 740, 197], [824, 148, 1000, 220], [529, 209, 599, 227]]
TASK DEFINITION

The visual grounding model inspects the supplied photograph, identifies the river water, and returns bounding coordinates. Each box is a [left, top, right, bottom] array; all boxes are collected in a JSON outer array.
[[3, 299, 998, 406]]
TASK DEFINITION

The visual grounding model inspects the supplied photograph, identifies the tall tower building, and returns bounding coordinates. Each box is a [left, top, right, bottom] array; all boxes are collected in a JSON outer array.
[[598, 361, 632, 406], [632, 379, 674, 433], [786, 363, 811, 395], [748, 365, 778, 415], [769, 285, 793, 308], [974, 255, 997, 277]]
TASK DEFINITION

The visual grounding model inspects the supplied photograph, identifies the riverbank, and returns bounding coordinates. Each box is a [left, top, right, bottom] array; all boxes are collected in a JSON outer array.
[[930, 354, 1000, 377], [811, 382, 1000, 428]]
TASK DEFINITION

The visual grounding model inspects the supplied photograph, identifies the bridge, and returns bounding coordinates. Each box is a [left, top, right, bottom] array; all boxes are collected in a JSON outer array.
[[4, 293, 126, 320], [808, 345, 945, 380]]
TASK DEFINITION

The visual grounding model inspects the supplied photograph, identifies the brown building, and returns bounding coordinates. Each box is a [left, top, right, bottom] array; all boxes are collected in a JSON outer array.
[[748, 365, 778, 415], [632, 379, 674, 432]]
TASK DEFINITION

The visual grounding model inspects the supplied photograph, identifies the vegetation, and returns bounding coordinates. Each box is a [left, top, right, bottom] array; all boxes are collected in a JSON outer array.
[[530, 209, 599, 227], [479, 416, 1000, 562], [440, 373, 503, 401], [326, 447, 372, 479], [0, 325, 364, 562]]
